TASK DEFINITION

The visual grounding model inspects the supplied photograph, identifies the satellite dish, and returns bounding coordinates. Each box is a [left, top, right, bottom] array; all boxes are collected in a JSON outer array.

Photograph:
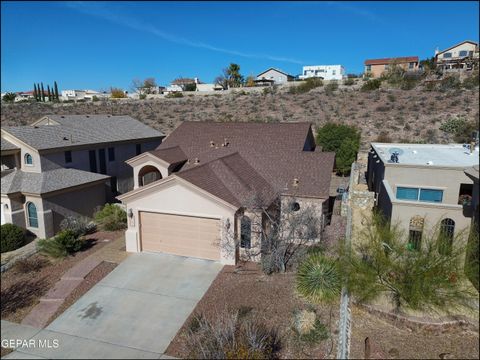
[[389, 148, 404, 156]]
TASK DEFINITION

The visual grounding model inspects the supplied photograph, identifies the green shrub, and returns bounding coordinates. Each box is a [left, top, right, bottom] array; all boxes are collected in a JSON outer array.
[[37, 230, 83, 258], [289, 78, 323, 94], [92, 95, 100, 102], [439, 116, 467, 134], [2, 92, 17, 102], [139, 94, 147, 100], [400, 78, 418, 90], [343, 78, 355, 86], [94, 204, 127, 231], [1, 224, 26, 253], [361, 79, 382, 91]]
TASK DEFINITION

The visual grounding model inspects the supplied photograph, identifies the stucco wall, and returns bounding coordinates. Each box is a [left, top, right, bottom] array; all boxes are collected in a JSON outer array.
[[122, 178, 237, 264], [40, 139, 162, 193]]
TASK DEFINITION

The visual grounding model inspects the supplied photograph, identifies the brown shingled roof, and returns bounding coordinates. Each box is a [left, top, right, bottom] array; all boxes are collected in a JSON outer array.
[[149, 146, 187, 165], [154, 122, 335, 205], [365, 56, 418, 65]]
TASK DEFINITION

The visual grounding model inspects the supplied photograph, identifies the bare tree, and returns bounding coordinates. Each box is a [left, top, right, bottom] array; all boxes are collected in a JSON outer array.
[[131, 77, 157, 95], [220, 194, 325, 274]]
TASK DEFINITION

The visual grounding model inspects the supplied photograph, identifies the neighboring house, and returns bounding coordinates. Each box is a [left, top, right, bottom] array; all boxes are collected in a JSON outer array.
[[61, 90, 86, 101], [464, 165, 479, 231], [170, 78, 197, 91], [367, 142, 479, 252], [256, 68, 294, 84], [118, 122, 335, 265], [299, 65, 345, 80], [364, 56, 419, 78], [435, 40, 479, 72], [1, 115, 164, 238], [196, 83, 223, 92], [165, 84, 183, 93]]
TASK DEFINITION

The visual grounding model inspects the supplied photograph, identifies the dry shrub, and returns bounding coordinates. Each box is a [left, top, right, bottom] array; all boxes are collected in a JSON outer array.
[[13, 256, 49, 274], [186, 310, 281, 359]]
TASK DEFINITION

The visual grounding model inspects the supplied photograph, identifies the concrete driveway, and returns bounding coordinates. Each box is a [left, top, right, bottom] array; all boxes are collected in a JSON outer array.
[[4, 253, 223, 359]]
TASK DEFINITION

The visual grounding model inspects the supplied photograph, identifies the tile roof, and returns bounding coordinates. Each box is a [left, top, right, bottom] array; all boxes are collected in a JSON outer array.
[[2, 115, 164, 151], [1, 168, 110, 195], [364, 56, 418, 65], [1, 138, 19, 151], [155, 121, 335, 204]]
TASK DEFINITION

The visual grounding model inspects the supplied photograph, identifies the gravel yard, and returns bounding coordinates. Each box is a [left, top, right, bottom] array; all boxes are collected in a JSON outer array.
[[165, 262, 340, 359]]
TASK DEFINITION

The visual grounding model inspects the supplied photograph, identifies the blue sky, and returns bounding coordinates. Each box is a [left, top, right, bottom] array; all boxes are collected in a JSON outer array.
[[1, 1, 479, 92]]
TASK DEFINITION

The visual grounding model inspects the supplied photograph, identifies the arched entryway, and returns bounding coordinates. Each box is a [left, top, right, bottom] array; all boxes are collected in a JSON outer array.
[[138, 165, 162, 186]]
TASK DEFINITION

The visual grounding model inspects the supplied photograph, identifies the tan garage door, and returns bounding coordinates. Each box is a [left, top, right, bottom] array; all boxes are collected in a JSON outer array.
[[139, 212, 221, 261]]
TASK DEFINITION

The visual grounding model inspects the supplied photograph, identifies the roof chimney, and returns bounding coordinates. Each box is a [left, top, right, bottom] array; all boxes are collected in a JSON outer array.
[[210, 140, 215, 147]]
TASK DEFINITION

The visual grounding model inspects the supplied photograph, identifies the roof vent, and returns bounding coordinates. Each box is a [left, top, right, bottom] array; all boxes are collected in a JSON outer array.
[[194, 158, 200, 165], [63, 136, 69, 141], [86, 115, 90, 118], [210, 141, 215, 147], [292, 178, 299, 188], [60, 115, 65, 118], [426, 161, 433, 165], [222, 138, 229, 147], [33, 126, 39, 129]]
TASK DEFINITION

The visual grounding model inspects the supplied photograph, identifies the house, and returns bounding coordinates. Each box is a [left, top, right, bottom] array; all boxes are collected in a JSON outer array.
[[1, 115, 164, 238], [435, 40, 479, 72], [117, 122, 335, 265], [364, 56, 419, 78], [256, 68, 294, 85], [367, 142, 479, 252], [299, 65, 345, 81], [61, 90, 86, 101]]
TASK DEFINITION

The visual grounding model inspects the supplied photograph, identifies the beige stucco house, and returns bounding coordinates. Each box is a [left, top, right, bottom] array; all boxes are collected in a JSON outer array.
[[364, 56, 419, 78], [118, 122, 335, 265], [435, 40, 479, 72], [1, 115, 164, 238], [367, 142, 479, 252]]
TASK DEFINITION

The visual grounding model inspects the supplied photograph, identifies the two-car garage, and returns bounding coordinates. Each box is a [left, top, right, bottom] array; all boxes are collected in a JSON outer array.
[[139, 211, 221, 261]]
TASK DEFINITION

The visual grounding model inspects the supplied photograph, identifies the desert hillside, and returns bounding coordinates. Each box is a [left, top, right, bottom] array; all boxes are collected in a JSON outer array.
[[2, 83, 478, 149]]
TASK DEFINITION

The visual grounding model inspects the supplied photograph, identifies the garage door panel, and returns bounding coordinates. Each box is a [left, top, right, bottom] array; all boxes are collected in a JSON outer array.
[[140, 212, 220, 261]]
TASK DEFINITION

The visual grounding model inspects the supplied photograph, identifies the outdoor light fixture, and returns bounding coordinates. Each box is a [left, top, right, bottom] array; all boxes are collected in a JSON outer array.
[[225, 218, 231, 230], [128, 209, 133, 218]]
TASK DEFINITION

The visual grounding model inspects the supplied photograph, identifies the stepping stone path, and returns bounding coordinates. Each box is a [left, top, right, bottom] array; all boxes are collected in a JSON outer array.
[[21, 256, 102, 328]]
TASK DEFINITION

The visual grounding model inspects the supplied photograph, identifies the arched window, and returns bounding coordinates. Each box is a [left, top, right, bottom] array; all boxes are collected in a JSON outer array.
[[27, 202, 38, 228], [24, 153, 33, 165], [240, 216, 252, 249], [408, 216, 424, 251], [138, 165, 162, 186], [438, 218, 455, 255]]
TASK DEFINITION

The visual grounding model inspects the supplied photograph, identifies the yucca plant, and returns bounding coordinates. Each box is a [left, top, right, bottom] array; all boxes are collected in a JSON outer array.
[[296, 253, 342, 304]]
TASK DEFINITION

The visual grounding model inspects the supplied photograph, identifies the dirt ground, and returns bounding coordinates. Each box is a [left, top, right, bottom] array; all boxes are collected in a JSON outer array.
[[0, 231, 119, 323], [165, 262, 340, 359], [350, 305, 480, 359], [2, 85, 478, 147]]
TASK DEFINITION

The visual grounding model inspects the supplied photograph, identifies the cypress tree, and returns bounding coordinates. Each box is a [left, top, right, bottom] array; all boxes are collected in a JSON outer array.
[[47, 85, 51, 101], [33, 84, 38, 101], [54, 81, 59, 100], [41, 83, 45, 102]]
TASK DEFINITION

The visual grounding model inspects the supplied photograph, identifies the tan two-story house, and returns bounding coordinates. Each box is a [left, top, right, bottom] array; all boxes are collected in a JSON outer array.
[[367, 143, 479, 253], [435, 40, 479, 72], [1, 115, 164, 238], [364, 56, 419, 78]]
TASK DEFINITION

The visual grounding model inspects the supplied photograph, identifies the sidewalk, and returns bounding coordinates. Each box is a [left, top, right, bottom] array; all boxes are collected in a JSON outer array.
[[20, 236, 127, 328]]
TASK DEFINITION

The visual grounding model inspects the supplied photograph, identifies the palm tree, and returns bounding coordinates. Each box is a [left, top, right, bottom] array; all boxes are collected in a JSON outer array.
[[296, 253, 342, 303]]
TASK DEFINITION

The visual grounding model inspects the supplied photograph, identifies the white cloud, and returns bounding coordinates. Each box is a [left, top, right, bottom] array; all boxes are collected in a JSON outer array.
[[65, 2, 305, 64]]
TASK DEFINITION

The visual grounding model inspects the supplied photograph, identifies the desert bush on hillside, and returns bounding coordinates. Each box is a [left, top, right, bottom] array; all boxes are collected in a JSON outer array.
[[463, 71, 480, 90], [185, 311, 281, 359], [14, 257, 48, 273], [439, 75, 461, 92], [1, 224, 26, 253], [2, 92, 17, 102], [37, 230, 83, 258], [165, 92, 184, 98], [291, 309, 329, 346], [375, 131, 392, 143], [439, 116, 467, 134], [110, 88, 126, 98], [343, 78, 355, 86], [324, 81, 339, 96], [289, 78, 323, 94], [94, 204, 127, 231], [400, 78, 419, 90], [361, 79, 382, 91]]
